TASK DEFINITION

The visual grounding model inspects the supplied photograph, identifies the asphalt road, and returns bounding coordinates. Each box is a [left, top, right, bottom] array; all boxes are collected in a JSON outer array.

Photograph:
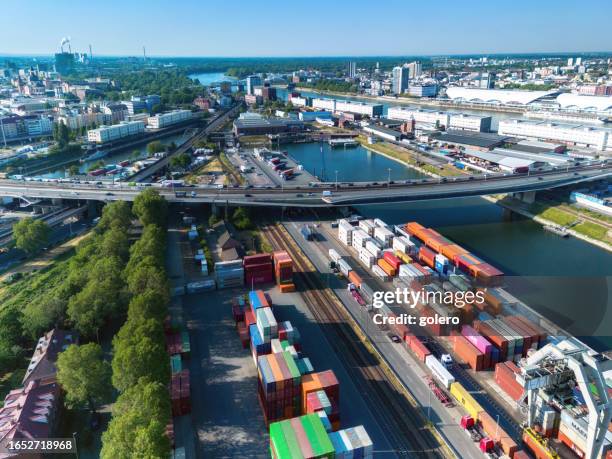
[[0, 164, 608, 207]]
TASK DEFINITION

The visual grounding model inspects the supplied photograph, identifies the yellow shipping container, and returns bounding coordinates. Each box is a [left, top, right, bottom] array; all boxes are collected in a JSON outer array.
[[450, 382, 484, 420], [394, 250, 412, 264]]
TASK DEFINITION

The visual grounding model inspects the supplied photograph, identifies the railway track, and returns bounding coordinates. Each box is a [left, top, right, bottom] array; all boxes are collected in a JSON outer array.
[[263, 223, 452, 458]]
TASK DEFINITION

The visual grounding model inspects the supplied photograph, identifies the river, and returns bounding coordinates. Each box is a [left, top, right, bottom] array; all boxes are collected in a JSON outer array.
[[188, 72, 237, 87], [284, 141, 612, 352]]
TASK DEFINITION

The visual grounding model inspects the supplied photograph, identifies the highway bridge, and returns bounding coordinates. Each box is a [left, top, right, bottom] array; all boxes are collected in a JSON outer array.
[[0, 164, 609, 207]]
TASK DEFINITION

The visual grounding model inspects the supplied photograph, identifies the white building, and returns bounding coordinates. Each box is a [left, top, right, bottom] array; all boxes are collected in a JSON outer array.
[[147, 110, 192, 129], [498, 119, 610, 151], [312, 98, 383, 117], [448, 113, 492, 132], [392, 66, 409, 95], [408, 83, 438, 97], [246, 75, 262, 96], [58, 112, 107, 130], [387, 107, 449, 128], [23, 116, 53, 137], [288, 95, 310, 107], [87, 120, 145, 143]]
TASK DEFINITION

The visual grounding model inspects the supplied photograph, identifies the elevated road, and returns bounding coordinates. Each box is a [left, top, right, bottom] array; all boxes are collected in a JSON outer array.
[[0, 164, 608, 207], [129, 103, 243, 182]]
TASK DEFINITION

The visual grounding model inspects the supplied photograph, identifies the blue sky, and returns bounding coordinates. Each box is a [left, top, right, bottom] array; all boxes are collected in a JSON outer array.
[[2, 0, 611, 57]]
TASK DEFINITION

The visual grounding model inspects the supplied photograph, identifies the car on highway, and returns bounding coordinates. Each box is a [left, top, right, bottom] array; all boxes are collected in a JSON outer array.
[[105, 192, 114, 196], [307, 192, 315, 196], [296, 193, 303, 197], [388, 333, 401, 343], [191, 191, 197, 198], [244, 194, 253, 197]]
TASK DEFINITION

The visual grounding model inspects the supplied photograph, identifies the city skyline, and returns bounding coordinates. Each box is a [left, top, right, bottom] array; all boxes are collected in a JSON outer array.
[[2, 0, 612, 57]]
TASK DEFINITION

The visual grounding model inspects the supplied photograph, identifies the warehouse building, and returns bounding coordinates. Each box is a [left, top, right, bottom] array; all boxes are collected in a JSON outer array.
[[363, 124, 402, 142], [498, 119, 610, 151], [311, 98, 383, 117], [147, 109, 192, 129], [87, 120, 145, 143], [448, 113, 492, 132], [460, 150, 543, 173], [433, 130, 509, 151], [445, 87, 560, 106], [387, 107, 450, 128], [233, 117, 304, 136]]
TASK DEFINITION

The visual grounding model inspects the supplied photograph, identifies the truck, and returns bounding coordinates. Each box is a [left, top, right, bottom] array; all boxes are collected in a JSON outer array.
[[322, 190, 332, 197]]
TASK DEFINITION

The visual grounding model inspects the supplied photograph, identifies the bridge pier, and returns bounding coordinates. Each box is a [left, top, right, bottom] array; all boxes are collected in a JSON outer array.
[[86, 200, 100, 219], [512, 191, 537, 204]]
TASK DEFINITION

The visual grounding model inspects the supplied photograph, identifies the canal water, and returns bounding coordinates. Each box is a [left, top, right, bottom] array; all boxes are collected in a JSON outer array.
[[188, 72, 237, 87], [284, 142, 612, 351]]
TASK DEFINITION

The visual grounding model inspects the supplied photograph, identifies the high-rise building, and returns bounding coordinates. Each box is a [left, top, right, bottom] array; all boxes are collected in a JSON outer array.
[[567, 57, 574, 67], [406, 61, 422, 79], [246, 75, 262, 96], [392, 66, 409, 95], [477, 72, 496, 89], [348, 61, 357, 78], [575, 57, 582, 66]]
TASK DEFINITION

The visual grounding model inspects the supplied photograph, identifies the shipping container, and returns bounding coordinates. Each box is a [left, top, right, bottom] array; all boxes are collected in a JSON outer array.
[[348, 271, 362, 289], [425, 355, 455, 389], [449, 382, 483, 420], [371, 264, 390, 281], [523, 428, 559, 459], [359, 247, 376, 267], [377, 258, 396, 277], [244, 253, 272, 267], [337, 259, 352, 277], [329, 425, 374, 459], [419, 246, 437, 268], [365, 240, 382, 258], [301, 370, 339, 414], [249, 290, 271, 311], [452, 334, 485, 371], [383, 252, 402, 271], [394, 250, 413, 264], [479, 411, 519, 457], [328, 249, 342, 264], [269, 414, 335, 459], [408, 335, 431, 362], [359, 219, 376, 236]]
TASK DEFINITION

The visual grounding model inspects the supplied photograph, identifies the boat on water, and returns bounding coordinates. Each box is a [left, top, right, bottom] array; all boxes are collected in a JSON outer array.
[[544, 224, 570, 238], [81, 150, 108, 162], [328, 138, 358, 148]]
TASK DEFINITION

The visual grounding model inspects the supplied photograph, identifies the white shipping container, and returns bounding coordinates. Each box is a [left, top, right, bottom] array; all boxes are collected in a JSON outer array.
[[339, 219, 354, 232], [435, 253, 450, 265], [338, 259, 352, 277], [392, 236, 411, 253], [339, 232, 352, 246], [373, 218, 388, 229], [365, 240, 382, 258], [425, 355, 455, 389], [374, 226, 394, 245], [359, 219, 376, 236], [359, 247, 376, 267], [351, 229, 371, 249], [328, 248, 341, 263], [371, 264, 389, 281], [399, 263, 424, 278]]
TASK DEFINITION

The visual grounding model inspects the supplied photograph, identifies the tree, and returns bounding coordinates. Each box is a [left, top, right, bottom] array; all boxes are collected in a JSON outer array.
[[53, 121, 70, 148], [68, 165, 80, 176], [101, 412, 170, 459], [169, 152, 191, 170], [111, 318, 169, 392], [126, 225, 165, 272], [232, 207, 253, 230], [132, 189, 168, 227], [127, 291, 168, 323], [13, 218, 50, 254], [21, 295, 66, 339], [97, 201, 133, 232], [126, 260, 167, 296], [146, 141, 165, 155], [56, 343, 112, 412]]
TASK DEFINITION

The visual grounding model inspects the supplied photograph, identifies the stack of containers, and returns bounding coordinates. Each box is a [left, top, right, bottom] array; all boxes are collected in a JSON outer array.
[[269, 414, 335, 459], [215, 260, 245, 289], [351, 228, 371, 250], [271, 339, 299, 358], [504, 316, 541, 353], [305, 390, 332, 416], [302, 370, 340, 430], [374, 226, 394, 248], [365, 239, 382, 259], [469, 263, 504, 286], [170, 369, 191, 416], [278, 321, 300, 346], [434, 253, 450, 275], [392, 235, 414, 255], [383, 252, 402, 273], [404, 221, 427, 240], [338, 220, 354, 246], [452, 333, 485, 371], [418, 246, 437, 269], [399, 263, 434, 283], [394, 250, 413, 264], [440, 244, 469, 264], [449, 273, 472, 292], [250, 324, 271, 365], [406, 335, 431, 362], [170, 354, 183, 374], [481, 287, 514, 314], [461, 325, 496, 369], [273, 251, 295, 293], [372, 264, 390, 281], [249, 290, 271, 313], [358, 219, 376, 236], [455, 253, 485, 272], [492, 318, 524, 362], [257, 351, 302, 424], [329, 426, 374, 459], [478, 411, 519, 458], [495, 361, 525, 402], [244, 253, 274, 286], [377, 257, 396, 277], [256, 306, 278, 343], [473, 320, 510, 361]]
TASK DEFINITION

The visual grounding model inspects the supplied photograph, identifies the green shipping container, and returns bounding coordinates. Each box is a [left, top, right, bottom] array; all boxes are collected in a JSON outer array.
[[269, 414, 334, 459], [181, 331, 191, 355], [170, 354, 182, 374]]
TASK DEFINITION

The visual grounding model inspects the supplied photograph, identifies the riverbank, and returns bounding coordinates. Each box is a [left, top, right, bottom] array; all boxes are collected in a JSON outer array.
[[483, 194, 612, 253]]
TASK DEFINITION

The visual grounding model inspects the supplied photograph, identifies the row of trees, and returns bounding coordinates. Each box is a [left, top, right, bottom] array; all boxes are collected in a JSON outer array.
[[101, 189, 171, 458]]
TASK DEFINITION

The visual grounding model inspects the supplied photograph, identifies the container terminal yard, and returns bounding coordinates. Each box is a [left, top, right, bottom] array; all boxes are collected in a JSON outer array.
[[161, 201, 612, 459]]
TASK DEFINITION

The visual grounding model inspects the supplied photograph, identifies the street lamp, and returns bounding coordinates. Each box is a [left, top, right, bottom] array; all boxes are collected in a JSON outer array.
[[335, 170, 338, 190], [387, 168, 391, 187]]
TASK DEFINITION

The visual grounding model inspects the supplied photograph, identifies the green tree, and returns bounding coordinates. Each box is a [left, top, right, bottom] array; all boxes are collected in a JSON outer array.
[[125, 225, 165, 271], [111, 318, 169, 392], [21, 295, 66, 339], [127, 290, 168, 323], [53, 121, 70, 148], [56, 343, 112, 412], [232, 207, 252, 230], [169, 152, 191, 170], [101, 412, 170, 459], [126, 260, 167, 296], [68, 165, 80, 176], [146, 141, 165, 155], [132, 189, 168, 227], [13, 218, 50, 254], [97, 201, 133, 233]]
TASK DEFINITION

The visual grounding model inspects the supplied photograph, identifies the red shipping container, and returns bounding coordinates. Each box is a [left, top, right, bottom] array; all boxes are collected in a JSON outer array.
[[244, 253, 272, 267], [383, 252, 401, 271], [512, 451, 532, 459], [495, 362, 524, 402], [245, 308, 256, 329], [479, 411, 518, 457], [408, 335, 431, 362], [246, 271, 274, 286], [418, 246, 436, 268], [453, 334, 484, 371], [347, 271, 362, 288], [514, 315, 547, 348]]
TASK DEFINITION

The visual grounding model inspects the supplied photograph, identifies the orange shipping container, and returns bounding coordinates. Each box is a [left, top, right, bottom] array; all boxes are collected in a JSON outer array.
[[440, 244, 469, 262], [453, 334, 484, 371], [279, 283, 295, 293], [522, 429, 558, 459], [479, 411, 518, 457], [377, 258, 396, 276], [348, 271, 362, 288], [404, 222, 425, 237]]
